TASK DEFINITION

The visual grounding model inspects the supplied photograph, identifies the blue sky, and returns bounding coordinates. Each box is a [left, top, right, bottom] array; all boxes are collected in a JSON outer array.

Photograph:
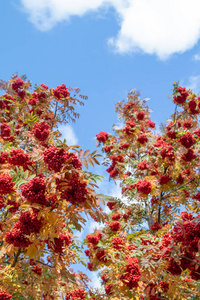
[[3, 1, 200, 154], [2, 0, 200, 287]]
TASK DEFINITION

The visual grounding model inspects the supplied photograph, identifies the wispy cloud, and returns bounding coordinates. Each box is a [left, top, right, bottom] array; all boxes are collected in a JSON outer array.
[[194, 54, 200, 61], [20, 0, 200, 59], [186, 75, 200, 93], [59, 124, 78, 145]]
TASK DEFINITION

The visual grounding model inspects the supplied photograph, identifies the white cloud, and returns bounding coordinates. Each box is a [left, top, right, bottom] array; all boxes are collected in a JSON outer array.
[[109, 0, 200, 60], [59, 124, 78, 145], [185, 75, 200, 93], [20, 0, 200, 59], [20, 0, 108, 31], [90, 270, 103, 290], [194, 54, 200, 61]]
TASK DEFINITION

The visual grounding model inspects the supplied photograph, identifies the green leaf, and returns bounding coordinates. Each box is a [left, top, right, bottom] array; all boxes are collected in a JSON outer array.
[[68, 224, 76, 230], [24, 170, 29, 179], [20, 166, 24, 177], [28, 174, 36, 180], [16, 166, 20, 175], [15, 178, 27, 187]]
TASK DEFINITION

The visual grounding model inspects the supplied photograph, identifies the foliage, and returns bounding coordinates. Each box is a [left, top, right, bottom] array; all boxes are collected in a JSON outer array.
[[0, 76, 106, 299], [1, 75, 200, 300], [85, 84, 200, 299]]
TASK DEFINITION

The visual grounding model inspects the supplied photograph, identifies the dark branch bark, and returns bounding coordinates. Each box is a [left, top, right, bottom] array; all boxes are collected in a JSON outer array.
[[35, 260, 52, 268], [54, 101, 58, 119], [180, 255, 200, 267], [11, 247, 21, 267]]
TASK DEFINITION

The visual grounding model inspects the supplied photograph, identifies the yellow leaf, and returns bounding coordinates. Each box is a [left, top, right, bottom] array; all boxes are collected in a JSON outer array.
[[26, 244, 38, 259], [47, 211, 57, 225]]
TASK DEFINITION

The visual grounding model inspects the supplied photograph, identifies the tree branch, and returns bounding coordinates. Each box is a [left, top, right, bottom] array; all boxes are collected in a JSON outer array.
[[35, 260, 52, 268], [54, 101, 58, 119], [162, 178, 195, 201], [180, 255, 200, 267], [11, 247, 21, 267]]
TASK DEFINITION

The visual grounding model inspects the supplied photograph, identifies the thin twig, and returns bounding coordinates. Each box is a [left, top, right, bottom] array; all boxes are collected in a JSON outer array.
[[162, 178, 195, 201], [35, 260, 52, 268]]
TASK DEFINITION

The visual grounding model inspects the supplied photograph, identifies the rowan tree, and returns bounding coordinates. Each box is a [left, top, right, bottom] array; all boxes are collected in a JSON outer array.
[[0, 75, 106, 300], [85, 83, 200, 300]]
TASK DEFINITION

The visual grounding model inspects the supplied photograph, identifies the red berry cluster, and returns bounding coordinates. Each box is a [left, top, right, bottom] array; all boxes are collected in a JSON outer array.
[[0, 196, 4, 209], [53, 84, 70, 99], [162, 213, 200, 279], [159, 281, 169, 292], [12, 77, 24, 91], [181, 148, 197, 162], [0, 174, 14, 194], [173, 86, 189, 104], [120, 257, 141, 288], [65, 289, 86, 300], [0, 94, 14, 110], [137, 160, 148, 170], [0, 123, 14, 142], [59, 173, 88, 205], [28, 92, 38, 106], [21, 177, 47, 205], [149, 138, 175, 161], [0, 291, 12, 300], [160, 144, 175, 161], [178, 132, 195, 148], [111, 213, 121, 221], [14, 211, 42, 235], [136, 179, 152, 195], [188, 98, 200, 115], [31, 121, 50, 141], [8, 149, 33, 170], [84, 249, 90, 256], [109, 221, 121, 232], [106, 201, 116, 210], [86, 232, 102, 245], [145, 119, 155, 128], [151, 222, 162, 232], [44, 147, 81, 173], [165, 257, 182, 275], [101, 274, 108, 284], [159, 174, 171, 185], [137, 111, 145, 120], [103, 145, 113, 153], [96, 249, 108, 262], [7, 199, 20, 213], [106, 155, 124, 178], [104, 284, 113, 295], [137, 134, 148, 144], [173, 219, 199, 252], [47, 233, 71, 254], [33, 265, 42, 275], [40, 83, 48, 90], [112, 237, 125, 250], [87, 262, 93, 271], [126, 117, 136, 128], [0, 152, 8, 164], [5, 228, 31, 248], [119, 143, 129, 150], [44, 147, 68, 172], [96, 131, 109, 143]]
